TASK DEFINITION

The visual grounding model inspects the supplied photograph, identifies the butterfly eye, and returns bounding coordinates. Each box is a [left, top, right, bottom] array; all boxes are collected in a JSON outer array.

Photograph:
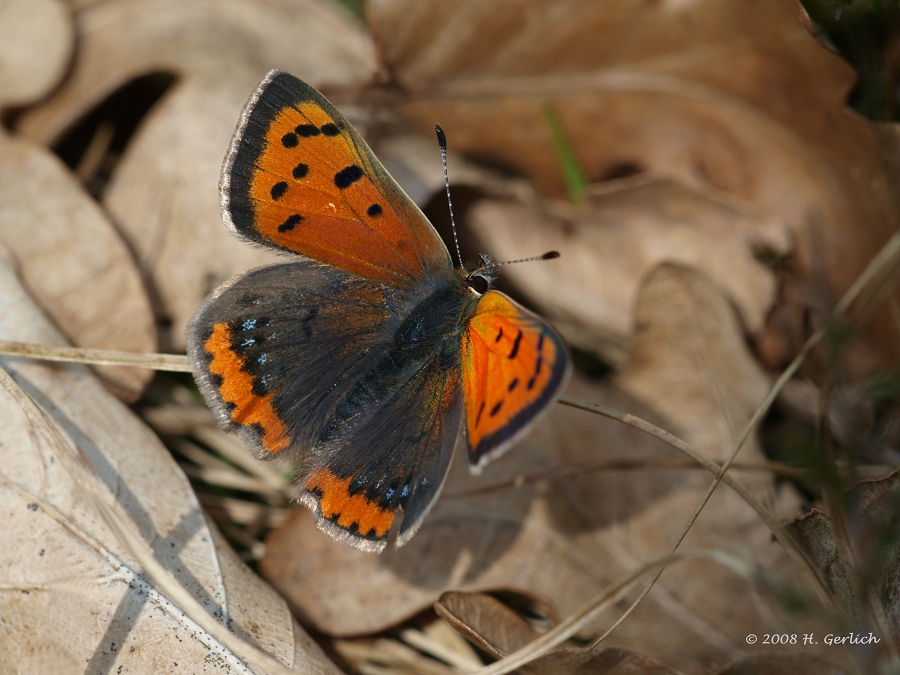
[[466, 273, 491, 296]]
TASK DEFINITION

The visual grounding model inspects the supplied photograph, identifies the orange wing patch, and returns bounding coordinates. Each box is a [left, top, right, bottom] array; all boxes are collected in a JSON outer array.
[[223, 71, 452, 287], [461, 291, 570, 467], [204, 323, 290, 454], [248, 103, 421, 283], [304, 468, 396, 542]]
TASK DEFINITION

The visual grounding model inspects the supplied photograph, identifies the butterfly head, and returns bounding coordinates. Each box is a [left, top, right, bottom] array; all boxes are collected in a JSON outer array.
[[461, 253, 499, 296]]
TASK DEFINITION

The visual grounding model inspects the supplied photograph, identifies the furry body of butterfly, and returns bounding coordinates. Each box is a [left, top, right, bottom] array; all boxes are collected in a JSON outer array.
[[187, 70, 570, 552]]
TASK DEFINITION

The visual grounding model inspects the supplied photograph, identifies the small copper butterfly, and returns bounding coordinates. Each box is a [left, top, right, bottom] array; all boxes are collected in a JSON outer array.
[[186, 71, 571, 552]]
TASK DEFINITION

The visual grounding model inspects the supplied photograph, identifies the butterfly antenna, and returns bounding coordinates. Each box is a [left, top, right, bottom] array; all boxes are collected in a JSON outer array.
[[496, 251, 561, 266], [435, 124, 464, 270]]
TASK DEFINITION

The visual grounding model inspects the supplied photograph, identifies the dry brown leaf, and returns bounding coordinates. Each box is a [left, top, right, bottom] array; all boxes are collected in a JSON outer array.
[[0, 0, 153, 398], [789, 509, 858, 625], [524, 649, 685, 675], [370, 0, 900, 375], [259, 263, 846, 672], [0, 0, 72, 107], [434, 591, 541, 658], [790, 469, 900, 659], [16, 0, 377, 350], [714, 653, 850, 675], [0, 254, 338, 673], [435, 591, 685, 674], [0, 130, 157, 400], [468, 177, 790, 364], [614, 264, 772, 465]]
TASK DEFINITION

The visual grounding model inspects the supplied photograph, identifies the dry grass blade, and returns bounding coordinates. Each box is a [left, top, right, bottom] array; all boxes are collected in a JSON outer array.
[[0, 340, 192, 371], [334, 637, 458, 675], [192, 426, 292, 491], [835, 229, 900, 325], [0, 363, 301, 675], [179, 463, 282, 496], [447, 456, 805, 498], [399, 627, 482, 671], [198, 493, 289, 529]]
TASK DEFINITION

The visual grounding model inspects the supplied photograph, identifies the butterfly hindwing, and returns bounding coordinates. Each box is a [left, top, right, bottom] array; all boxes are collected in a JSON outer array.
[[222, 70, 452, 287], [299, 334, 464, 552], [461, 291, 571, 469], [186, 261, 401, 459]]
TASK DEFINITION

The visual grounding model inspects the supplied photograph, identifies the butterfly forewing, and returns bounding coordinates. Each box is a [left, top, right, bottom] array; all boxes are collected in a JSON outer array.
[[186, 262, 399, 459], [461, 291, 571, 469], [223, 70, 452, 287]]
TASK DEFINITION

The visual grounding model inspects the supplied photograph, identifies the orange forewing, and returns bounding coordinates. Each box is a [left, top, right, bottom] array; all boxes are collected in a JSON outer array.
[[461, 291, 570, 465], [250, 104, 420, 282], [203, 322, 290, 453], [225, 71, 452, 287]]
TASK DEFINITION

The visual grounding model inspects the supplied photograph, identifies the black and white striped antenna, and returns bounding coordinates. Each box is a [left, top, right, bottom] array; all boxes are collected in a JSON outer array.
[[434, 124, 559, 271]]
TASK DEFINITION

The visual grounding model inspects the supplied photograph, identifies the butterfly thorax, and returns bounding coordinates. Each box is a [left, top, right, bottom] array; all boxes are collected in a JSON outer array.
[[394, 276, 476, 357], [316, 271, 474, 449]]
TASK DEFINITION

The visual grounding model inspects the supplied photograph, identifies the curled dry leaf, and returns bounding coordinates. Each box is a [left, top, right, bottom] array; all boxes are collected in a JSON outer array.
[[435, 590, 685, 674], [789, 469, 900, 659], [16, 0, 377, 350], [370, 0, 900, 375], [468, 177, 790, 364], [0, 0, 72, 107], [789, 509, 857, 626], [259, 263, 846, 672], [434, 591, 541, 658], [0, 255, 339, 673]]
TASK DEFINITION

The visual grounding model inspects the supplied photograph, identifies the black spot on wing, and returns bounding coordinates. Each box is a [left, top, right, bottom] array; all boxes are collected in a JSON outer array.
[[278, 214, 303, 232], [367, 203, 382, 217], [296, 124, 320, 137], [334, 165, 364, 189], [321, 122, 340, 136], [281, 133, 298, 148], [271, 181, 288, 200], [527, 355, 543, 390], [509, 329, 522, 359], [292, 162, 309, 179]]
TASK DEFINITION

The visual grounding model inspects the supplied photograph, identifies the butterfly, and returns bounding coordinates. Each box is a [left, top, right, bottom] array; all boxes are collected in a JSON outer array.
[[186, 71, 571, 552]]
